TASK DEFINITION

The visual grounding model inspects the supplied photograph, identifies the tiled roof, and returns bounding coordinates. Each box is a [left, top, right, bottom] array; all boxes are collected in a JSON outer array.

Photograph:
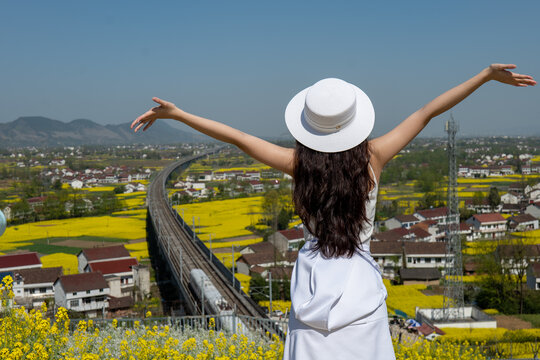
[[373, 228, 408, 242], [108, 295, 134, 310], [14, 267, 62, 284], [399, 268, 440, 281], [244, 242, 277, 254], [56, 272, 108, 293], [412, 220, 438, 231], [417, 323, 445, 336], [81, 245, 131, 262], [265, 266, 294, 279], [394, 215, 420, 223], [238, 252, 282, 267], [370, 241, 402, 255], [88, 258, 138, 275], [415, 207, 448, 219], [0, 252, 41, 270], [509, 213, 537, 224], [409, 227, 431, 239], [278, 228, 304, 241], [404, 242, 446, 255], [502, 203, 521, 210], [473, 213, 506, 223], [460, 223, 472, 231]]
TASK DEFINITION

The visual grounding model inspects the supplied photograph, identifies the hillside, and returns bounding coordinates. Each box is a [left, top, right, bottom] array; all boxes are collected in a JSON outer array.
[[0, 116, 209, 146]]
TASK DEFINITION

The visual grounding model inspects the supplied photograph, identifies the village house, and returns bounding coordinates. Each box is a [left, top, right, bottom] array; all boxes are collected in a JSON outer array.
[[84, 258, 139, 297], [248, 180, 264, 193], [250, 265, 293, 281], [525, 202, 540, 218], [54, 272, 110, 318], [507, 214, 539, 232], [464, 199, 493, 214], [404, 242, 447, 269], [27, 196, 47, 212], [236, 242, 298, 276], [496, 244, 540, 276], [77, 245, 132, 273], [526, 262, 540, 290], [12, 267, 63, 308], [466, 213, 507, 239], [399, 268, 441, 286], [411, 220, 441, 241], [268, 179, 281, 189], [385, 214, 420, 230], [240, 242, 277, 256], [0, 252, 42, 272], [501, 203, 522, 215], [414, 207, 448, 226], [373, 227, 410, 242], [501, 191, 521, 204], [245, 171, 261, 180], [269, 228, 304, 253], [370, 241, 403, 279]]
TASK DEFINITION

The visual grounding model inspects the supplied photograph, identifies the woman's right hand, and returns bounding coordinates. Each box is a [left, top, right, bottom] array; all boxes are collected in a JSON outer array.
[[131, 97, 181, 132], [486, 64, 536, 87]]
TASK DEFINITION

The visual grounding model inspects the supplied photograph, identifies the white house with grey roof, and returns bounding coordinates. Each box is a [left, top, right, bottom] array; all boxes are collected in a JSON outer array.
[[12, 267, 63, 308], [385, 214, 420, 230], [54, 272, 110, 318]]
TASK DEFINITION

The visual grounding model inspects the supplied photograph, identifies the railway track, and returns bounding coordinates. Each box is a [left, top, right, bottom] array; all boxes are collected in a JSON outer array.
[[147, 153, 267, 318]]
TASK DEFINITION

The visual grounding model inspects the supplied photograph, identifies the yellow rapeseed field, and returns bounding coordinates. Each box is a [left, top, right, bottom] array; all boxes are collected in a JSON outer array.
[[174, 197, 265, 241], [383, 279, 444, 318], [125, 242, 150, 261], [204, 237, 263, 249], [259, 300, 291, 314], [1, 216, 146, 251], [41, 253, 78, 275], [234, 273, 251, 293], [213, 252, 242, 268], [84, 186, 117, 192]]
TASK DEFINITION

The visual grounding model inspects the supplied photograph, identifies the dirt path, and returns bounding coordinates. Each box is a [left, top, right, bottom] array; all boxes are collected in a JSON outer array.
[[494, 315, 532, 329]]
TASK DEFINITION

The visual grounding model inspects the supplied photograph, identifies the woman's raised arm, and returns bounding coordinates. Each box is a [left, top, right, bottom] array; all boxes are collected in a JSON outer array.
[[369, 64, 536, 175], [131, 98, 295, 175]]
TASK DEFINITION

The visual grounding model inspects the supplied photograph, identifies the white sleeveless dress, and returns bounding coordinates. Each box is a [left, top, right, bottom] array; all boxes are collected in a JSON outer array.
[[283, 166, 395, 360]]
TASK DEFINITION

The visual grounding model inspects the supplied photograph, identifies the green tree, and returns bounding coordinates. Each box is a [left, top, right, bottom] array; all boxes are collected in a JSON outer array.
[[487, 187, 500, 210], [472, 191, 485, 206]]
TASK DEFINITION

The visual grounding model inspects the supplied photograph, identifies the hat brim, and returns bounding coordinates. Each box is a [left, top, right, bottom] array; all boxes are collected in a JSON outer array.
[[285, 83, 375, 153]]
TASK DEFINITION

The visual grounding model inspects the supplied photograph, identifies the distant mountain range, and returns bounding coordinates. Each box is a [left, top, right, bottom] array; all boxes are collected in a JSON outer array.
[[0, 117, 210, 147]]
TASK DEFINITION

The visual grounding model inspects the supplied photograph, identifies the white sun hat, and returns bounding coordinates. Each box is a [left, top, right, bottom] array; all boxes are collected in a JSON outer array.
[[285, 78, 375, 153]]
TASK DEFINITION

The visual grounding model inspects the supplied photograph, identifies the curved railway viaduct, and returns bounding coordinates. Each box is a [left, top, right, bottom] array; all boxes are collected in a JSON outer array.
[[146, 150, 269, 320]]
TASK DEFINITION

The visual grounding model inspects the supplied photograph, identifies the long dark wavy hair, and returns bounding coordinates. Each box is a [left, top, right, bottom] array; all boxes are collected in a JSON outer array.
[[293, 140, 374, 258]]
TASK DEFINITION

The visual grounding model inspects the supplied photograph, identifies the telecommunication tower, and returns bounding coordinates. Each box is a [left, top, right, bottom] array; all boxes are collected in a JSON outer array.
[[442, 115, 465, 320]]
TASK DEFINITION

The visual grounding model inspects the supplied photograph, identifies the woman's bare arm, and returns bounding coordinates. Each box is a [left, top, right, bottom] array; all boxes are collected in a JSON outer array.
[[369, 64, 536, 176], [131, 98, 295, 175]]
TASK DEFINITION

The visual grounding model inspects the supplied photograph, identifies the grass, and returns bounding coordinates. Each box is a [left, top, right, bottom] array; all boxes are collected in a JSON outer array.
[[18, 242, 82, 255], [516, 314, 540, 328]]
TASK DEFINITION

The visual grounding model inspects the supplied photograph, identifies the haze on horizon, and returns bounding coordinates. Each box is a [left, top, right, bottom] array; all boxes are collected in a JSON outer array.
[[1, 1, 539, 139]]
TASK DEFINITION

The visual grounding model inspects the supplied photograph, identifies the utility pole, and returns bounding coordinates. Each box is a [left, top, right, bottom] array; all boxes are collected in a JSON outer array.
[[231, 245, 235, 288], [209, 234, 212, 261], [269, 271, 273, 315]]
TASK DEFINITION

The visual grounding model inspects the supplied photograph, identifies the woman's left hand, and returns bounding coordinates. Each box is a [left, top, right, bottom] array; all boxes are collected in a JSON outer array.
[[486, 64, 536, 87], [131, 97, 179, 132]]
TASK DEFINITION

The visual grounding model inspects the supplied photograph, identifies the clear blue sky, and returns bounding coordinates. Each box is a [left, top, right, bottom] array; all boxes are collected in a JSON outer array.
[[1, 1, 539, 138]]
